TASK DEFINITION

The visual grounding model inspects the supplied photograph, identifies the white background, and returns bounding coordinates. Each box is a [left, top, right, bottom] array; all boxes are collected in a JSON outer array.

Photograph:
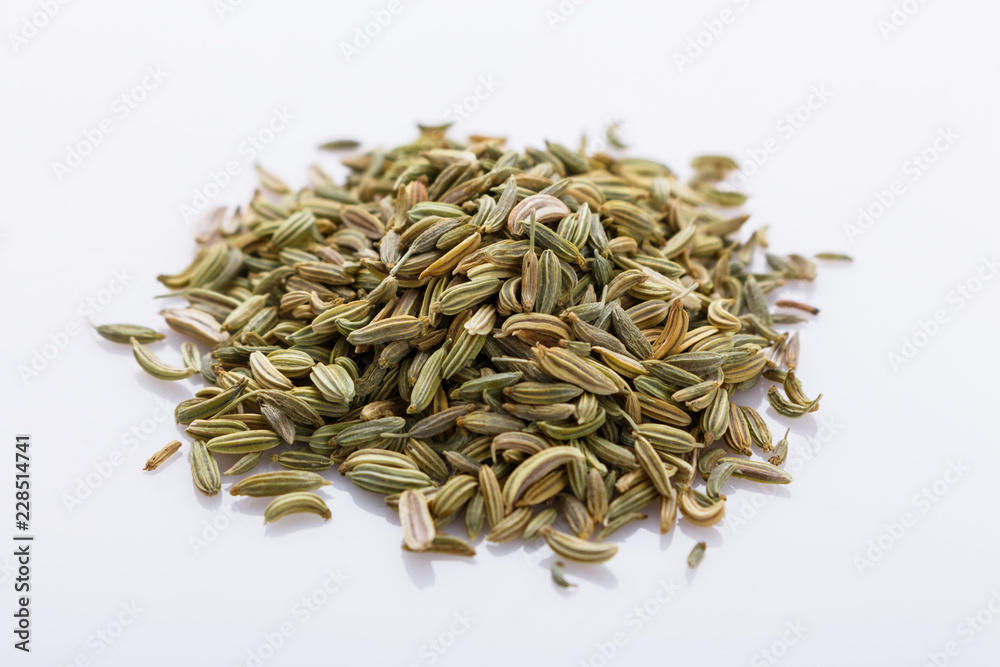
[[2, 1, 999, 666]]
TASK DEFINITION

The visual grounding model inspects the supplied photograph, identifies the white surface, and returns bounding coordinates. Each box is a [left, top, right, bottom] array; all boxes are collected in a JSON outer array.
[[2, 1, 999, 666]]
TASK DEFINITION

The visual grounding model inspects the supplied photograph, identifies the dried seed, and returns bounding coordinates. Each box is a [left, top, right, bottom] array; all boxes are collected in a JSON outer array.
[[222, 451, 264, 476], [717, 456, 793, 484], [143, 440, 181, 471], [551, 561, 577, 588], [399, 489, 436, 551], [189, 441, 221, 496], [112, 126, 838, 570], [678, 486, 725, 527], [263, 492, 331, 524], [403, 534, 476, 557], [130, 337, 194, 381], [769, 428, 790, 466], [95, 323, 164, 344], [687, 541, 707, 568], [540, 527, 617, 564], [271, 451, 334, 472], [486, 507, 533, 543], [230, 471, 331, 497], [205, 430, 282, 455]]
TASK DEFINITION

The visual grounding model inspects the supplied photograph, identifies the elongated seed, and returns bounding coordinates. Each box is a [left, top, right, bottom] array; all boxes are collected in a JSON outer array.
[[263, 492, 331, 524], [399, 490, 436, 551], [144, 440, 181, 471], [540, 527, 617, 564], [230, 471, 331, 497], [189, 441, 220, 496]]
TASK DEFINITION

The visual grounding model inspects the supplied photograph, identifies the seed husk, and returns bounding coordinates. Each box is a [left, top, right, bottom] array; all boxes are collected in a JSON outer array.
[[399, 489, 436, 551], [143, 440, 181, 471], [769, 428, 790, 466]]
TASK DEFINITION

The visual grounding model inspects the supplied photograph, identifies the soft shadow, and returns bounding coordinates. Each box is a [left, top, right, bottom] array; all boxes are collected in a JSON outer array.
[[725, 477, 792, 499], [485, 540, 526, 558], [132, 370, 197, 404], [402, 552, 437, 588], [195, 486, 222, 511], [264, 512, 334, 537], [658, 529, 676, 552], [676, 522, 723, 548], [141, 453, 183, 476], [341, 480, 399, 526]]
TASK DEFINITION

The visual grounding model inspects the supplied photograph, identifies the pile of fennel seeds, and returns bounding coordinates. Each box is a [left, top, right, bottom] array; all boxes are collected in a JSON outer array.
[[104, 124, 835, 566]]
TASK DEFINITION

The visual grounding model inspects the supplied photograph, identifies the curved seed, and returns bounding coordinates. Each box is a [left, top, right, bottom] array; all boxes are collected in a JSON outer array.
[[222, 451, 263, 476], [677, 486, 725, 527], [540, 527, 617, 564], [501, 446, 586, 510], [130, 337, 194, 381], [717, 456, 793, 484], [263, 492, 331, 524], [403, 534, 476, 557]]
